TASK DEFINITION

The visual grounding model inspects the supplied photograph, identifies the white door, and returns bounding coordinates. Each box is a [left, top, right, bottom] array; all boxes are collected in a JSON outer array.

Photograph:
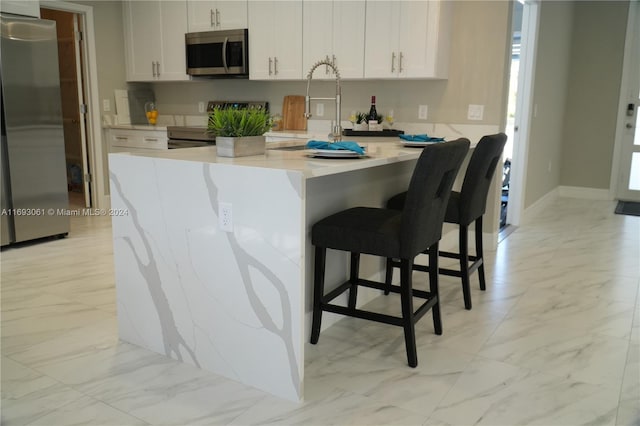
[[73, 15, 91, 207], [506, 0, 539, 227], [615, 1, 640, 202]]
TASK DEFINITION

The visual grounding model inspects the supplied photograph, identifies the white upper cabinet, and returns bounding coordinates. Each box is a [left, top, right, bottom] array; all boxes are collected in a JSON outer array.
[[186, 1, 248, 32], [302, 1, 365, 80], [248, 1, 302, 80], [364, 0, 452, 79], [123, 1, 190, 82]]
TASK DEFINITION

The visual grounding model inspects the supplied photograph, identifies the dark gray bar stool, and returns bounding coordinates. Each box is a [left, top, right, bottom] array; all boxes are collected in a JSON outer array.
[[386, 133, 508, 310], [310, 139, 470, 367]]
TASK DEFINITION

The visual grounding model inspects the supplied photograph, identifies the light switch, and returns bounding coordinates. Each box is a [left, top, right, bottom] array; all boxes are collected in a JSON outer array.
[[468, 104, 484, 121], [103, 99, 111, 112], [418, 105, 428, 120]]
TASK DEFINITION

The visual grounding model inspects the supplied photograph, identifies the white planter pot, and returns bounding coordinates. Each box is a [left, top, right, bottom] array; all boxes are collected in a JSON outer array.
[[216, 135, 266, 157], [352, 123, 368, 131]]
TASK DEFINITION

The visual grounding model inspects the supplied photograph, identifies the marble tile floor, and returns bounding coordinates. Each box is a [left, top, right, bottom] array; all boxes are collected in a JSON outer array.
[[1, 197, 638, 425]]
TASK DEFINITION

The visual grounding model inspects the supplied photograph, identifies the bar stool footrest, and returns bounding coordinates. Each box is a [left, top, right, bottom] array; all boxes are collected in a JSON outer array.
[[321, 278, 437, 327]]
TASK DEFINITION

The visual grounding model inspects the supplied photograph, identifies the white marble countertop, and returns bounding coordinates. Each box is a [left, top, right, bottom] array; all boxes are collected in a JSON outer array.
[[109, 137, 478, 178], [110, 137, 435, 178]]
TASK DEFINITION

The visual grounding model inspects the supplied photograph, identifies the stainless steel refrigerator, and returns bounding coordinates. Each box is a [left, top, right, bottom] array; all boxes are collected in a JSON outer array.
[[1, 13, 70, 246]]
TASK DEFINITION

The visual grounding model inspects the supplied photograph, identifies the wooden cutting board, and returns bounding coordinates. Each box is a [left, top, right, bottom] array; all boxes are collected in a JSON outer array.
[[282, 95, 307, 131]]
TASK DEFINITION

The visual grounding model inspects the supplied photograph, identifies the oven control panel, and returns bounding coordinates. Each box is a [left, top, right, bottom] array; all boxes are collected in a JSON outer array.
[[207, 101, 269, 112]]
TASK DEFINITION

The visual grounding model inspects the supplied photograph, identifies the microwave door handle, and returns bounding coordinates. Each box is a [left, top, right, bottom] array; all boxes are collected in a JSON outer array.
[[222, 37, 229, 73]]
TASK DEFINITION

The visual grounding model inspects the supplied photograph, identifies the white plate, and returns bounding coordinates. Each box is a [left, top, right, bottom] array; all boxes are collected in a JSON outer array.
[[400, 140, 444, 147], [306, 149, 365, 158]]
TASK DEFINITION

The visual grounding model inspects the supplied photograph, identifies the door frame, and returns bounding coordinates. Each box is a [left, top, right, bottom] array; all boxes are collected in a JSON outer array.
[[506, 0, 540, 227], [40, 1, 106, 210], [71, 13, 91, 207], [611, 0, 640, 202]]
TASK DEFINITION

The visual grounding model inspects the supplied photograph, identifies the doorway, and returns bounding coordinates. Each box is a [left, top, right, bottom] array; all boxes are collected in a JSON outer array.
[[613, 0, 640, 202], [40, 7, 91, 209], [501, 1, 524, 230], [40, 0, 106, 211], [503, 0, 539, 229]]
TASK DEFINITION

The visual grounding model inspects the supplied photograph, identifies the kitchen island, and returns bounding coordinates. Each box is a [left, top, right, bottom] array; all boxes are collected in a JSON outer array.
[[108, 138, 457, 401]]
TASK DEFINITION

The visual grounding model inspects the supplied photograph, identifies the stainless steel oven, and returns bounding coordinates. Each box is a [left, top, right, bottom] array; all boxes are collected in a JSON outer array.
[[166, 127, 215, 149], [185, 29, 248, 77]]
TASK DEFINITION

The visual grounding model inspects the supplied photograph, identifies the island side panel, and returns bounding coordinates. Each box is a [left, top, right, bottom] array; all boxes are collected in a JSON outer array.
[[109, 154, 305, 401]]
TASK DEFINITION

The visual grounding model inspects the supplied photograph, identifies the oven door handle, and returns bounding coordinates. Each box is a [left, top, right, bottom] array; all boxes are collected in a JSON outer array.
[[222, 37, 229, 73]]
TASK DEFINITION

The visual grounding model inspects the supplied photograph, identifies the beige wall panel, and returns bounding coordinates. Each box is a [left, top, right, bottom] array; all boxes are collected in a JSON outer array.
[[524, 1, 574, 208], [559, 1, 628, 190]]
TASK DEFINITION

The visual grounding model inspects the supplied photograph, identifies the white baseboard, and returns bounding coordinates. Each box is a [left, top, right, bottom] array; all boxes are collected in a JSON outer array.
[[522, 188, 559, 224], [558, 186, 612, 200], [521, 186, 612, 225]]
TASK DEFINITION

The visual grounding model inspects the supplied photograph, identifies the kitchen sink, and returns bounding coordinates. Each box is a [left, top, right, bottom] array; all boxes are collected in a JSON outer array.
[[268, 145, 308, 151]]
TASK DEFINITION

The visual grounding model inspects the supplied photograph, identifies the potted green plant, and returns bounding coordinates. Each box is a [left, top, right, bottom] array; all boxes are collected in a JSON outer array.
[[207, 108, 273, 157], [352, 112, 368, 131]]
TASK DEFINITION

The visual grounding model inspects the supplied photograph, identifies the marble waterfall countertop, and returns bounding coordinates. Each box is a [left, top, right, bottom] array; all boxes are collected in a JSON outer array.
[[108, 135, 478, 402]]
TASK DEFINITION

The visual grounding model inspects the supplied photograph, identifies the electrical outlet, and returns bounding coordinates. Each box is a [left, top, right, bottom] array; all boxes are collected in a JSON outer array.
[[418, 105, 428, 120], [467, 104, 484, 120], [219, 202, 233, 232], [198, 102, 205, 113], [103, 99, 111, 112], [316, 103, 325, 117]]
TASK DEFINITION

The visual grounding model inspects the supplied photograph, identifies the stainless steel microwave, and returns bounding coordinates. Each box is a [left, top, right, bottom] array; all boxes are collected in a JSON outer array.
[[185, 29, 248, 77]]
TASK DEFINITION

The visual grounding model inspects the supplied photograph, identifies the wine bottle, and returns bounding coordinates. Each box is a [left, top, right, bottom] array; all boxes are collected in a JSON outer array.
[[367, 96, 378, 124]]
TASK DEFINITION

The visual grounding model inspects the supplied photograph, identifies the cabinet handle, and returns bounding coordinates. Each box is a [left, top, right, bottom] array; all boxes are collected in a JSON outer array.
[[155, 61, 160, 78], [210, 9, 215, 26], [152, 61, 156, 77], [215, 9, 220, 27], [268, 57, 272, 75], [391, 52, 396, 73], [274, 57, 278, 75], [115, 136, 128, 140], [144, 138, 158, 142], [399, 52, 404, 73]]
